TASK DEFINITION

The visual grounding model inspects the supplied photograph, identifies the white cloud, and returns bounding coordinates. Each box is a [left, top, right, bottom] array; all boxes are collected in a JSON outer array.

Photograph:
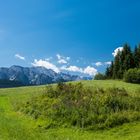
[[31, 59, 60, 73], [83, 66, 97, 76], [56, 54, 61, 60], [61, 65, 83, 73], [112, 47, 123, 57], [93, 61, 112, 66], [31, 55, 98, 76], [45, 57, 53, 61], [61, 65, 97, 76], [95, 62, 103, 67], [58, 59, 67, 64], [56, 54, 70, 64], [105, 61, 111, 65], [15, 54, 25, 60]]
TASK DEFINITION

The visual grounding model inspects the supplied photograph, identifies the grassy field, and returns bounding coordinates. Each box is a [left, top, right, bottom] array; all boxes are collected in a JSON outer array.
[[0, 80, 140, 140]]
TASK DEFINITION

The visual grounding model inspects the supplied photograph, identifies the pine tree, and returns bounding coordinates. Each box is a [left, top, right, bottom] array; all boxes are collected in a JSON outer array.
[[109, 61, 114, 78], [105, 43, 138, 80], [105, 67, 110, 78], [123, 53, 134, 70], [113, 50, 121, 79], [134, 44, 140, 68], [105, 61, 114, 79], [121, 44, 134, 74]]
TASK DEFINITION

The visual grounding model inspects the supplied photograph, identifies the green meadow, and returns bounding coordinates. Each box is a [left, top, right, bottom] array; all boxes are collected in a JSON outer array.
[[0, 80, 140, 140]]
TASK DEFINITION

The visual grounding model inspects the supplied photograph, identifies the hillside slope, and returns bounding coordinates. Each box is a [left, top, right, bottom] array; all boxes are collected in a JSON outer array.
[[0, 80, 140, 140]]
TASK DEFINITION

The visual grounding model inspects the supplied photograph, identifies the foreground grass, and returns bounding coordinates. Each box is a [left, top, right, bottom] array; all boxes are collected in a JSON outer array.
[[0, 80, 140, 140]]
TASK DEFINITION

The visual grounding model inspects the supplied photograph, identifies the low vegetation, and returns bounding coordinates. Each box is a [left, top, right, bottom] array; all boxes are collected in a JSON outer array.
[[94, 73, 106, 80], [1, 80, 140, 139], [16, 82, 140, 130], [124, 68, 140, 84]]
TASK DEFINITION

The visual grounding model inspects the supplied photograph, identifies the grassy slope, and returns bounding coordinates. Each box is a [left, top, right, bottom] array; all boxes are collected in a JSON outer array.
[[0, 80, 140, 140]]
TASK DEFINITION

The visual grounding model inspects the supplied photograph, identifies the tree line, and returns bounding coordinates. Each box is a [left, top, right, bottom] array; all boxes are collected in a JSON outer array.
[[105, 44, 140, 79], [0, 79, 24, 88]]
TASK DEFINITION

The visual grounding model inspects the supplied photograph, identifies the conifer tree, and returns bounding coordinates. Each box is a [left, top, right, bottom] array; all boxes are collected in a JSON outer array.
[[109, 61, 114, 78], [105, 43, 135, 79], [113, 50, 121, 79], [121, 44, 134, 71], [105, 67, 110, 78], [134, 44, 140, 68]]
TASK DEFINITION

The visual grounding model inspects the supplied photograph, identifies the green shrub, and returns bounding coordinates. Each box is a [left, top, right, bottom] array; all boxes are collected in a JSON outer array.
[[17, 82, 140, 130], [124, 68, 140, 83], [94, 73, 106, 80]]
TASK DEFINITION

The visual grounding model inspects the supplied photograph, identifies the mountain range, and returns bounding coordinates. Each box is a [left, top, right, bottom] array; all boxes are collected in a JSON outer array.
[[0, 65, 91, 87]]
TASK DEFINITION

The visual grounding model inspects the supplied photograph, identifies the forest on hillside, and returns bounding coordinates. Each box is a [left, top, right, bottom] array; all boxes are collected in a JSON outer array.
[[95, 44, 140, 83], [106, 44, 140, 79]]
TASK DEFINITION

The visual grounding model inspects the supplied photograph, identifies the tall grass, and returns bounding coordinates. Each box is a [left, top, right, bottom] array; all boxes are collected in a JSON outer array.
[[16, 82, 140, 130]]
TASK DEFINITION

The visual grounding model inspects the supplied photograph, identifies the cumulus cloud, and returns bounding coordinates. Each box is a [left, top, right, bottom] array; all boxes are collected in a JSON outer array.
[[31, 59, 60, 73], [58, 59, 67, 64], [15, 54, 25, 60], [56, 54, 70, 64], [31, 55, 98, 76], [56, 54, 61, 60], [83, 66, 97, 76], [95, 62, 103, 67], [93, 61, 111, 67], [61, 65, 83, 73], [61, 65, 97, 76], [45, 57, 53, 61], [105, 61, 111, 65], [112, 47, 123, 57]]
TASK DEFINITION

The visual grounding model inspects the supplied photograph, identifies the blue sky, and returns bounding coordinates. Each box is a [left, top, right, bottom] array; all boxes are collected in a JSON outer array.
[[0, 0, 140, 76]]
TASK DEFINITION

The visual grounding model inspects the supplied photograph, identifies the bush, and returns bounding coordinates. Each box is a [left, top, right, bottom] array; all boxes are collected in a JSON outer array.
[[17, 82, 140, 130], [124, 68, 140, 83], [94, 73, 106, 80]]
